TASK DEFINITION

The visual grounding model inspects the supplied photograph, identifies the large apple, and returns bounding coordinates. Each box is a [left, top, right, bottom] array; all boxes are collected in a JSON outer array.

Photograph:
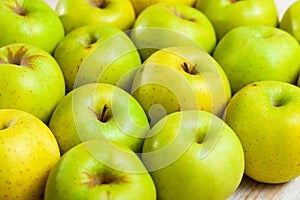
[[0, 0, 64, 54], [131, 46, 231, 126], [142, 110, 244, 200], [213, 25, 300, 94], [130, 3, 217, 61], [44, 139, 156, 200], [49, 83, 150, 154], [0, 109, 60, 200], [56, 0, 135, 34], [195, 0, 278, 40], [0, 43, 65, 123], [224, 81, 300, 183], [54, 24, 141, 93]]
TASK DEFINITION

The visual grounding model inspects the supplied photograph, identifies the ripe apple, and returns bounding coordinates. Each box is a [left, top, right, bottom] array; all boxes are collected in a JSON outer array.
[[224, 81, 300, 183], [56, 0, 135, 34], [130, 3, 217, 60], [49, 83, 150, 154], [0, 43, 65, 123], [131, 46, 231, 126], [0, 0, 64, 54], [44, 139, 156, 200], [195, 0, 278, 40], [142, 110, 244, 200], [213, 25, 300, 94], [54, 24, 141, 93], [0, 109, 60, 200]]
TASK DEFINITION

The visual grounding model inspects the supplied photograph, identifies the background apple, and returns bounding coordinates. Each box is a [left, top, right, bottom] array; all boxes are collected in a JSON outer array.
[[0, 109, 60, 200], [0, 43, 65, 123]]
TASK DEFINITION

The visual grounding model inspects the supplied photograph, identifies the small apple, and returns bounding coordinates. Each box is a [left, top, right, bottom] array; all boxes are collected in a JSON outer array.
[[224, 81, 300, 183], [56, 0, 135, 34], [142, 110, 244, 200], [0, 0, 64, 54], [0, 43, 65, 123], [195, 0, 278, 40], [44, 139, 156, 200], [130, 3, 217, 60], [0, 109, 60, 200], [213, 25, 300, 94]]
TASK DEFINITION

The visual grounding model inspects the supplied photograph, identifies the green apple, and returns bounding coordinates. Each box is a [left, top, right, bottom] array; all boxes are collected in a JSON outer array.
[[224, 81, 300, 183], [0, 109, 60, 200], [280, 1, 300, 43], [213, 25, 300, 94], [44, 139, 156, 200], [0, 43, 65, 123], [0, 0, 64, 54], [54, 24, 141, 93], [142, 110, 244, 200], [131, 46, 231, 126], [195, 0, 278, 40], [130, 3, 217, 60], [49, 83, 150, 154], [56, 0, 135, 34]]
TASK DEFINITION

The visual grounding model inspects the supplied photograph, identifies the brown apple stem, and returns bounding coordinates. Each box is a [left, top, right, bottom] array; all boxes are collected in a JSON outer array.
[[181, 62, 197, 75], [166, 6, 197, 22], [99, 104, 109, 122], [12, 2, 26, 16], [89, 0, 107, 8]]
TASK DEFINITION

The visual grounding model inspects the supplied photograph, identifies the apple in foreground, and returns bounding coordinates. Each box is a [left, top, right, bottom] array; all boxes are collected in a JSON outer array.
[[44, 139, 156, 200], [142, 110, 244, 200], [213, 25, 300, 94], [224, 81, 300, 183], [0, 109, 60, 200], [0, 43, 65, 123], [0, 0, 64, 53]]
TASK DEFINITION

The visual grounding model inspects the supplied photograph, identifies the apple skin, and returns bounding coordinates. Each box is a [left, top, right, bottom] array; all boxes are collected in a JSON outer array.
[[224, 81, 300, 184], [130, 3, 217, 61], [56, 0, 135, 34], [195, 0, 278, 40], [0, 0, 64, 54], [0, 109, 60, 200], [54, 24, 141, 93], [142, 110, 244, 200], [44, 139, 156, 200], [0, 43, 65, 123], [49, 83, 150, 154], [213, 25, 300, 94]]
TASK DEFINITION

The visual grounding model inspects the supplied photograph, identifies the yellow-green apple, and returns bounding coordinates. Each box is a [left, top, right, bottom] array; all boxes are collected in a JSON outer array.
[[195, 0, 278, 40], [224, 81, 300, 183], [44, 139, 156, 200], [130, 3, 217, 61], [131, 46, 231, 126], [142, 110, 244, 200], [0, 0, 64, 54], [213, 25, 300, 94], [54, 24, 141, 93], [280, 1, 300, 43], [0, 109, 60, 200], [49, 83, 150, 154], [56, 0, 135, 34], [0, 43, 65, 123]]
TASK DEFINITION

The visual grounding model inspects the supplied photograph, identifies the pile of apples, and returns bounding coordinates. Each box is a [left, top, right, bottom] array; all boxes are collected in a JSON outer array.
[[1, 0, 300, 199]]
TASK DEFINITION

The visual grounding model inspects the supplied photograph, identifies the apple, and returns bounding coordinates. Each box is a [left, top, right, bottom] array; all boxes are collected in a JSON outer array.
[[279, 1, 300, 43], [55, 0, 136, 34], [54, 24, 141, 93], [142, 110, 244, 200], [131, 46, 231, 126], [130, 3, 217, 61], [0, 109, 60, 200], [0, 43, 65, 123], [49, 83, 150, 154], [44, 139, 156, 200], [195, 0, 278, 40], [224, 80, 300, 183], [213, 25, 300, 94], [0, 0, 64, 54]]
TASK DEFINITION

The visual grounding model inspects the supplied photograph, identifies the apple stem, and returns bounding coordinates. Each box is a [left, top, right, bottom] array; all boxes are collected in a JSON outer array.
[[99, 104, 109, 122], [12, 2, 26, 16], [181, 62, 197, 75], [89, 0, 107, 9]]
